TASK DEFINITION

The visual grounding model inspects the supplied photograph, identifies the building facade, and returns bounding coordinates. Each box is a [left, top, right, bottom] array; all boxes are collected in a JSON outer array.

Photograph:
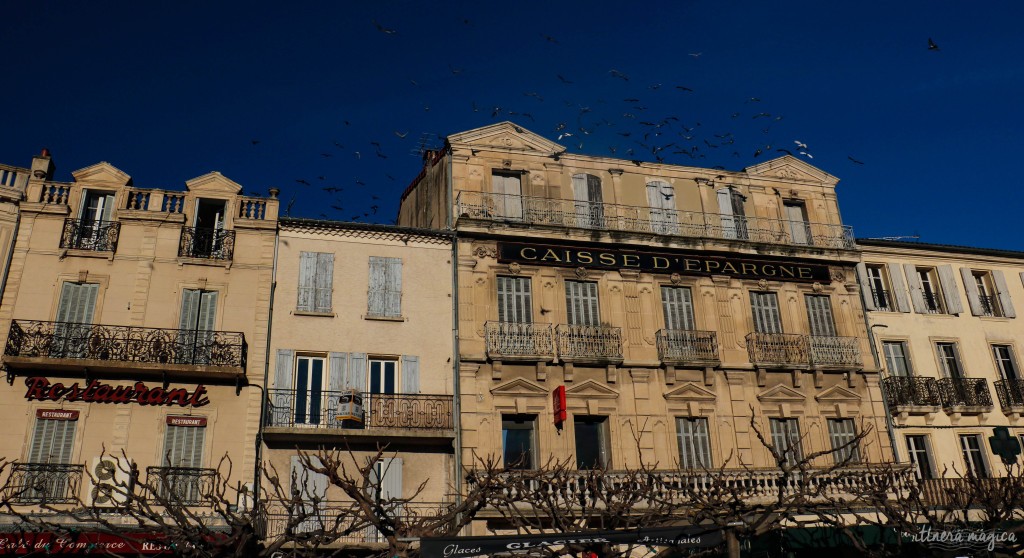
[[0, 157, 31, 303]]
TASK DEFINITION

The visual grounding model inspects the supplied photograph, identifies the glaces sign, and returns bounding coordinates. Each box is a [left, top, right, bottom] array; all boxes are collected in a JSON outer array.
[[24, 377, 210, 408]]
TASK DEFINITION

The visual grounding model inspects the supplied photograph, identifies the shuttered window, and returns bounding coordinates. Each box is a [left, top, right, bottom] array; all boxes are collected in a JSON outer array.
[[883, 341, 913, 377], [993, 345, 1019, 380], [769, 418, 802, 466], [661, 286, 694, 330], [53, 282, 99, 358], [646, 180, 678, 234], [804, 295, 837, 337], [676, 417, 712, 469], [491, 172, 523, 219], [497, 276, 532, 324], [783, 201, 811, 245], [750, 292, 782, 334], [162, 425, 205, 467], [368, 257, 402, 317], [565, 281, 600, 326], [572, 173, 604, 229], [827, 419, 860, 464], [297, 252, 334, 312], [178, 289, 218, 364], [28, 418, 77, 464]]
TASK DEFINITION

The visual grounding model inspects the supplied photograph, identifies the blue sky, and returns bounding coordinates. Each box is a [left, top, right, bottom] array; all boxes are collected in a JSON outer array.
[[2, 1, 1023, 249]]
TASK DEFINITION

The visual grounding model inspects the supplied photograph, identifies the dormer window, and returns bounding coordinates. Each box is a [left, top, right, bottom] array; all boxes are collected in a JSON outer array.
[[180, 198, 234, 260], [61, 189, 119, 251]]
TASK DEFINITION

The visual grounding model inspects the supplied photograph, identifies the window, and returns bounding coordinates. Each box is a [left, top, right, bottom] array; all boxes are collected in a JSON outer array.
[[191, 198, 228, 258], [178, 289, 218, 365], [827, 419, 860, 464], [290, 455, 329, 533], [565, 281, 600, 326], [73, 189, 116, 250], [866, 265, 892, 311], [959, 434, 989, 478], [750, 292, 782, 334], [367, 256, 402, 317], [52, 282, 99, 358], [572, 173, 604, 229], [918, 268, 944, 313], [935, 342, 963, 378], [574, 416, 610, 470], [783, 200, 811, 245], [502, 415, 536, 469], [368, 359, 398, 395], [906, 435, 934, 480], [297, 252, 334, 313], [973, 272, 1001, 316], [294, 355, 326, 425], [491, 171, 523, 219], [497, 276, 532, 324], [28, 417, 77, 464], [994, 345, 1019, 380], [906, 265, 963, 315], [661, 286, 695, 330], [367, 457, 403, 541], [646, 180, 678, 235], [676, 418, 712, 469], [805, 295, 837, 337], [716, 187, 748, 240], [883, 341, 913, 377], [769, 418, 802, 467], [162, 424, 205, 468], [961, 268, 1015, 319]]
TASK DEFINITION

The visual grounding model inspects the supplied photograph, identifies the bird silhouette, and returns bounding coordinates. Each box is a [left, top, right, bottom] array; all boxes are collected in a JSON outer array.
[[675, 86, 694, 92], [540, 307, 552, 316], [928, 37, 940, 51], [609, 69, 629, 81], [542, 34, 559, 44], [294, 179, 311, 186], [794, 140, 808, 149], [848, 156, 865, 165], [394, 131, 409, 139], [557, 74, 573, 84], [250, 139, 260, 146], [372, 20, 396, 34]]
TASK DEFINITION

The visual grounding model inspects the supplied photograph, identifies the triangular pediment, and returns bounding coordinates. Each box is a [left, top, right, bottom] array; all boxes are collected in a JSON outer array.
[[185, 172, 242, 195], [757, 384, 807, 403], [744, 155, 837, 185], [564, 379, 619, 399], [664, 382, 716, 402], [71, 162, 132, 187], [815, 385, 862, 403], [447, 122, 565, 154], [490, 377, 548, 397]]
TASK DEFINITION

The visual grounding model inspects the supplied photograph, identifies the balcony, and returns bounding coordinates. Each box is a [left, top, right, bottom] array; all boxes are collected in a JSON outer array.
[[4, 320, 247, 378], [146, 467, 216, 506], [745, 333, 861, 369], [60, 218, 120, 252], [919, 477, 1005, 508], [455, 191, 855, 250], [264, 389, 454, 445], [484, 321, 554, 361], [656, 329, 719, 365], [555, 324, 623, 364], [870, 288, 893, 312], [994, 379, 1024, 412], [978, 294, 1003, 317], [262, 501, 452, 540], [179, 227, 235, 260], [936, 377, 993, 413], [882, 377, 941, 414], [5, 463, 84, 504]]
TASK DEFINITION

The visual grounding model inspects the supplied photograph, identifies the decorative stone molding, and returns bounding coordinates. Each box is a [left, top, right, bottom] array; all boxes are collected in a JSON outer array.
[[507, 262, 522, 275], [574, 266, 588, 279], [473, 245, 497, 259], [812, 282, 823, 293], [757, 278, 768, 290], [670, 273, 683, 285], [830, 268, 846, 282]]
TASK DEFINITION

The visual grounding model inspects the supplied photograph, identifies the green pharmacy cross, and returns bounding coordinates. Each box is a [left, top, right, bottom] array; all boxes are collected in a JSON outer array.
[[989, 426, 1022, 466]]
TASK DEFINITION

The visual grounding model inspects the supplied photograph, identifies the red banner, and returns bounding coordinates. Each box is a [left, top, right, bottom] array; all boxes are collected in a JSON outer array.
[[0, 532, 173, 555], [167, 415, 207, 427], [36, 409, 80, 420]]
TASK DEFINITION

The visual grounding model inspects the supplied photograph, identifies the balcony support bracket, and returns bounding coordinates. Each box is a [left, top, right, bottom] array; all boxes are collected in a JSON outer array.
[[814, 370, 824, 389], [564, 362, 573, 383], [606, 364, 617, 384], [162, 371, 169, 390], [756, 367, 767, 388], [235, 375, 243, 396], [535, 362, 546, 382], [491, 361, 502, 381], [791, 370, 802, 389], [703, 367, 714, 387], [664, 365, 675, 386], [3, 365, 12, 386]]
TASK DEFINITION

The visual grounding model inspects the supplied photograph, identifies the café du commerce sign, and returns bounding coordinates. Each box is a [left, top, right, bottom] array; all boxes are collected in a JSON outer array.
[[23, 377, 211, 407]]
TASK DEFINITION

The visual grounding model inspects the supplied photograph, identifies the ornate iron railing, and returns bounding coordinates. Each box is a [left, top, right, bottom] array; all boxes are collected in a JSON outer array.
[[5, 319, 247, 369], [978, 294, 1002, 317], [870, 288, 893, 311], [994, 379, 1024, 410], [808, 336, 862, 367], [745, 333, 808, 366], [455, 191, 856, 249], [922, 292, 945, 314], [656, 329, 719, 363], [6, 463, 84, 504], [484, 321, 554, 359], [146, 467, 216, 506], [265, 390, 454, 430], [60, 218, 120, 252], [937, 377, 993, 408], [882, 376, 941, 407], [179, 227, 235, 260], [262, 501, 453, 540], [555, 324, 623, 361]]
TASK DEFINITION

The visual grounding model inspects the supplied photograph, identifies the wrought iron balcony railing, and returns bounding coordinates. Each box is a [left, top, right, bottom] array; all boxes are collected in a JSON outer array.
[[146, 467, 216, 506], [60, 218, 120, 252], [5, 319, 247, 369], [265, 389, 454, 431], [179, 227, 235, 260], [745, 333, 861, 368], [882, 376, 941, 408], [994, 379, 1024, 410], [484, 321, 555, 360], [807, 336, 862, 367], [555, 324, 623, 362], [6, 463, 84, 504], [870, 288, 893, 311], [978, 294, 1002, 317], [262, 501, 453, 540], [937, 377, 993, 408], [455, 191, 856, 249], [923, 292, 945, 314], [656, 329, 719, 364]]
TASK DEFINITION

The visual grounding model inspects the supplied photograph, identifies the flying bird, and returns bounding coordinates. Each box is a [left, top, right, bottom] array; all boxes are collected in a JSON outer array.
[[776, 148, 794, 156], [394, 131, 409, 138], [294, 179, 310, 186], [794, 140, 808, 149], [250, 139, 260, 146], [848, 156, 865, 165], [688, 52, 702, 58], [542, 34, 559, 44], [928, 37, 940, 51], [557, 74, 573, 84], [675, 86, 694, 92], [609, 69, 630, 81], [372, 20, 396, 34]]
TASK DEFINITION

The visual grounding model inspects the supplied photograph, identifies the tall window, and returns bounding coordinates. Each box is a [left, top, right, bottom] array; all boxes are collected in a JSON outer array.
[[565, 281, 600, 326], [192, 198, 228, 258], [28, 417, 77, 464], [572, 173, 604, 229], [297, 252, 334, 313], [805, 295, 837, 337], [716, 187, 748, 240], [52, 282, 99, 358], [502, 415, 536, 469], [882, 341, 913, 377], [917, 268, 945, 314], [959, 435, 989, 478], [646, 180, 678, 235], [827, 419, 860, 464], [367, 256, 402, 318], [866, 265, 892, 311], [661, 286, 695, 330], [491, 171, 523, 219], [750, 292, 782, 334], [368, 359, 398, 395], [993, 345, 1019, 380], [906, 435, 934, 480], [497, 276, 533, 323], [676, 418, 712, 469], [769, 418, 802, 467], [574, 416, 610, 470], [935, 342, 963, 378], [76, 189, 116, 250], [783, 200, 811, 245], [294, 355, 326, 425], [178, 289, 218, 365]]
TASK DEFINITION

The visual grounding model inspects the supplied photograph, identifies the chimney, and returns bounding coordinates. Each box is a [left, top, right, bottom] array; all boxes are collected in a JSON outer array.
[[31, 148, 54, 181]]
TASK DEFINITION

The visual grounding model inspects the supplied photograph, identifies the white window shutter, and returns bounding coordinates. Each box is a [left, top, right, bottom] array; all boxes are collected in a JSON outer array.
[[328, 352, 347, 393], [903, 264, 927, 313], [386, 258, 402, 317], [198, 291, 218, 331], [347, 353, 368, 392], [79, 284, 99, 324], [937, 265, 963, 314], [400, 355, 420, 394], [368, 257, 386, 316], [273, 349, 294, 390], [315, 253, 334, 312], [992, 271, 1015, 318], [854, 263, 876, 311], [960, 268, 984, 316], [179, 289, 201, 330], [297, 252, 316, 311], [55, 283, 77, 323], [378, 457, 403, 501], [887, 263, 911, 313], [29, 418, 76, 464]]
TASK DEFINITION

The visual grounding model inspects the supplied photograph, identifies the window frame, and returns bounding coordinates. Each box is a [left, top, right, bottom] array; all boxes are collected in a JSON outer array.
[[935, 341, 964, 378], [501, 414, 537, 470], [564, 280, 601, 327], [917, 267, 946, 314], [959, 433, 990, 478], [905, 434, 934, 480], [882, 340, 914, 377], [661, 285, 695, 331], [865, 264, 893, 311], [367, 256, 403, 318], [676, 417, 713, 470], [573, 415, 610, 470], [826, 418, 860, 465], [293, 354, 327, 426], [497, 275, 533, 324], [297, 251, 335, 314], [750, 291, 783, 334], [768, 418, 802, 467], [993, 344, 1020, 380]]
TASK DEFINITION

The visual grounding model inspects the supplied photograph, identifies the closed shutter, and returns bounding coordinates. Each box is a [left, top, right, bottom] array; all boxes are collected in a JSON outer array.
[[770, 418, 801, 465], [270, 349, 295, 425], [805, 295, 837, 337], [368, 257, 386, 316], [100, 193, 115, 222], [784, 203, 810, 245], [854, 263, 876, 311], [179, 290, 200, 330], [661, 286, 694, 330], [961, 268, 984, 316], [385, 258, 402, 317], [716, 188, 735, 239], [887, 263, 911, 312], [827, 419, 859, 464], [572, 174, 590, 227], [290, 456, 328, 500], [647, 182, 663, 230], [492, 173, 523, 219], [297, 252, 317, 311], [750, 292, 782, 334], [993, 271, 1016, 318], [497, 276, 532, 323], [936, 265, 963, 314], [368, 257, 402, 317], [676, 418, 711, 469], [328, 352, 347, 393], [28, 418, 77, 464], [903, 264, 928, 313], [400, 355, 420, 394], [347, 353, 368, 392], [565, 281, 600, 326], [56, 283, 99, 324], [375, 457, 403, 501], [198, 291, 217, 331], [162, 425, 205, 467], [314, 253, 334, 312]]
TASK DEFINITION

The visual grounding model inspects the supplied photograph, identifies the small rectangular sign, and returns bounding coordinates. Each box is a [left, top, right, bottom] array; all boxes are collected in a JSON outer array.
[[167, 416, 207, 427], [36, 409, 79, 420]]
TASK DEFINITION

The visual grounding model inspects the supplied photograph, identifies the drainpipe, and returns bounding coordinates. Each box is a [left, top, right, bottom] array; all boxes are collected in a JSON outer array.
[[864, 316, 900, 463], [0, 208, 20, 307], [447, 147, 464, 509], [254, 220, 280, 511]]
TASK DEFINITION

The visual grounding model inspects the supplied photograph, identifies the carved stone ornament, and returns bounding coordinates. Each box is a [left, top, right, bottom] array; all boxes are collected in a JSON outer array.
[[757, 278, 768, 290], [670, 273, 683, 285], [830, 269, 846, 282], [473, 245, 497, 259], [508, 262, 522, 275], [812, 282, 823, 293], [574, 267, 588, 279]]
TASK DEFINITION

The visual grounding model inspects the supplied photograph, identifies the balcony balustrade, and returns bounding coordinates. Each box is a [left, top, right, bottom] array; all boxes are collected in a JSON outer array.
[[919, 477, 1005, 508], [456, 191, 855, 249], [555, 324, 623, 362], [265, 389, 454, 431], [179, 227, 235, 260], [936, 377, 993, 409], [262, 501, 452, 540], [994, 378, 1024, 411], [745, 333, 861, 368], [60, 218, 120, 252], [5, 463, 84, 504], [978, 293, 1002, 317], [656, 329, 720, 364], [484, 321, 554, 360], [4, 319, 247, 373], [870, 288, 893, 311], [146, 467, 216, 506], [882, 376, 942, 409]]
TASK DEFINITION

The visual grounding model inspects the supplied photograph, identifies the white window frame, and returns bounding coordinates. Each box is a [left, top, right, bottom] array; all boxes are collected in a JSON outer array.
[[906, 435, 934, 480], [959, 434, 989, 478], [882, 340, 914, 377]]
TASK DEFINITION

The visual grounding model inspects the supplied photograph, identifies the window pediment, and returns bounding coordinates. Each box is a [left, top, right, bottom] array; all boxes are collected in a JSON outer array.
[[757, 384, 806, 403], [664, 382, 716, 402], [564, 379, 619, 400], [490, 377, 548, 397]]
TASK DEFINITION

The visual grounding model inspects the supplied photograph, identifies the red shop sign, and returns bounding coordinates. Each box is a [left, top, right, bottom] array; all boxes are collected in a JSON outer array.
[[24, 377, 210, 408], [166, 415, 207, 427], [36, 409, 80, 420]]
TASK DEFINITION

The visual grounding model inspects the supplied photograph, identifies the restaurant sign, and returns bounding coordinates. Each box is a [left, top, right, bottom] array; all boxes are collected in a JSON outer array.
[[498, 242, 831, 282], [24, 377, 210, 408]]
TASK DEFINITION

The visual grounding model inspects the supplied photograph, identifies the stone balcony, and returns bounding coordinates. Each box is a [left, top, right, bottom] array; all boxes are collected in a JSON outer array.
[[745, 333, 862, 370]]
